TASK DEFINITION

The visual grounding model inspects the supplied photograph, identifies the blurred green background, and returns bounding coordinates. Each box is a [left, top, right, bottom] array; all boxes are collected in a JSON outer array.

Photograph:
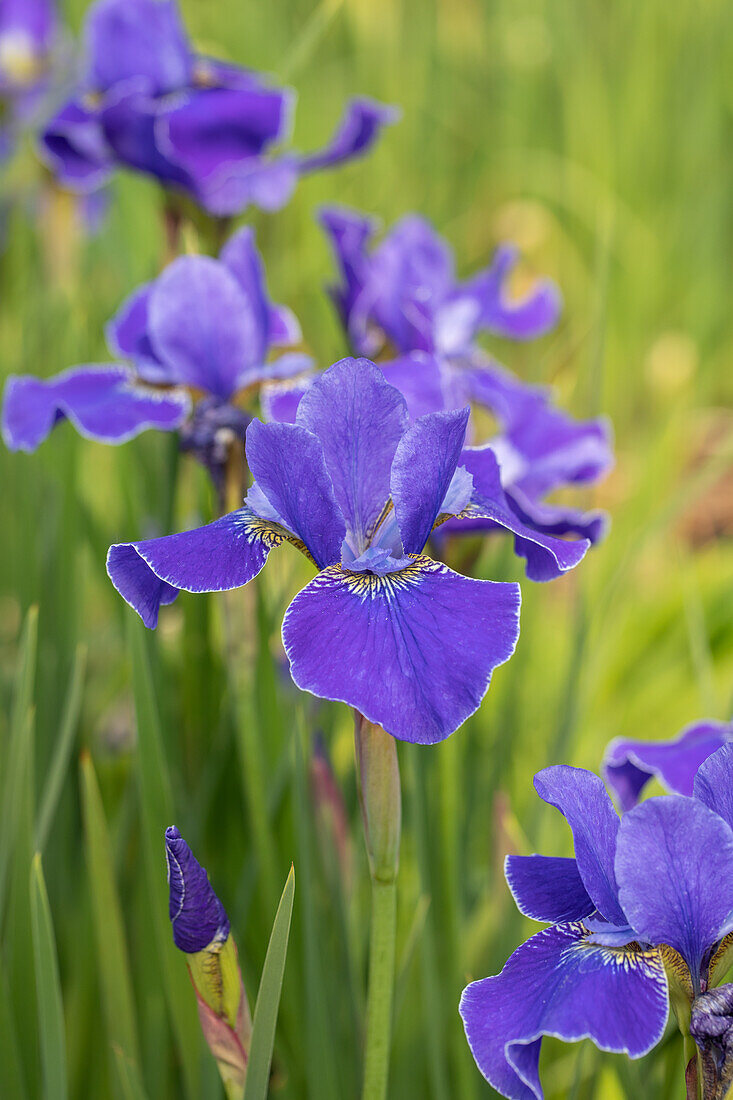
[[2, 0, 732, 1097]]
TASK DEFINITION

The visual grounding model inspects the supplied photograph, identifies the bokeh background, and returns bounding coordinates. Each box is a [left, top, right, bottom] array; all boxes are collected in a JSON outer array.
[[2, 0, 732, 1097]]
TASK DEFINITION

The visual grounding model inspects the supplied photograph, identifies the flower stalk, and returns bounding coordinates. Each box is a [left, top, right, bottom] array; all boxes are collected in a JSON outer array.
[[354, 712, 401, 1100]]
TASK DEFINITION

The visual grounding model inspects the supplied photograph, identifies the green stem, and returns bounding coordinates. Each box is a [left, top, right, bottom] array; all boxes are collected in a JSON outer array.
[[363, 879, 397, 1100], [354, 714, 401, 1100]]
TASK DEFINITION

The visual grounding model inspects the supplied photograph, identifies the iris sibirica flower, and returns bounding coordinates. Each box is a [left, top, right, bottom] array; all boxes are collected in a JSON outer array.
[[295, 206, 614, 546], [101, 356, 595, 744], [165, 826, 250, 1095], [0, 0, 56, 119], [604, 716, 733, 811], [40, 0, 397, 216], [2, 226, 308, 493], [460, 745, 733, 1100]]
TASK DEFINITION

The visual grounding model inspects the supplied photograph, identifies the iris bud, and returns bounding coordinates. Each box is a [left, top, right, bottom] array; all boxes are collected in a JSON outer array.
[[690, 984, 733, 1100]]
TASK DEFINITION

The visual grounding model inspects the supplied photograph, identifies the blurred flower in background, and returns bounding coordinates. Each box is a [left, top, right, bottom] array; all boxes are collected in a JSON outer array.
[[461, 744, 733, 1100], [0, 0, 58, 158], [40, 0, 397, 216]]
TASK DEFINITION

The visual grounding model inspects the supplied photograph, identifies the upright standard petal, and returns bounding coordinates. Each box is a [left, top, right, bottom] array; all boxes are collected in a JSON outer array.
[[295, 358, 407, 554], [219, 226, 270, 357], [604, 719, 733, 811], [282, 557, 520, 744], [505, 855, 594, 924], [616, 796, 733, 977], [448, 446, 590, 581], [245, 419, 345, 569], [318, 205, 374, 327], [391, 408, 469, 554], [2, 366, 189, 451], [533, 766, 626, 926], [105, 283, 171, 383], [460, 922, 668, 1100], [165, 826, 229, 953], [107, 507, 284, 628], [147, 256, 261, 399], [694, 742, 733, 833], [297, 97, 399, 172], [84, 0, 192, 95]]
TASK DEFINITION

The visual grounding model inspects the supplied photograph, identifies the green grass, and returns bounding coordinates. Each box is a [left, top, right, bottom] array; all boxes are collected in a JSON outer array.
[[2, 0, 733, 1097]]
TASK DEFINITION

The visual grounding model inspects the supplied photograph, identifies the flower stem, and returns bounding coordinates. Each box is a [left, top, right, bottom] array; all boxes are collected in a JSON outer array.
[[363, 877, 397, 1100], [354, 713, 401, 1100]]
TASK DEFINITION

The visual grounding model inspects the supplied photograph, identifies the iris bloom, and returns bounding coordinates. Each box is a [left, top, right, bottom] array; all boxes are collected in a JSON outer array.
[[2, 226, 308, 488], [0, 0, 56, 102], [165, 826, 250, 1094], [40, 0, 397, 215], [106, 358, 590, 743], [310, 206, 614, 544], [460, 744, 733, 1100], [604, 717, 733, 811]]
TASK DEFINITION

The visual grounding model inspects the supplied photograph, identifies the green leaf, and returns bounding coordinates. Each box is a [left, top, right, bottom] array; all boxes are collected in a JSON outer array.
[[113, 1046, 151, 1100], [79, 751, 141, 1072], [30, 853, 67, 1100], [36, 644, 86, 852], [128, 615, 200, 1098], [243, 865, 296, 1100], [0, 948, 27, 1098]]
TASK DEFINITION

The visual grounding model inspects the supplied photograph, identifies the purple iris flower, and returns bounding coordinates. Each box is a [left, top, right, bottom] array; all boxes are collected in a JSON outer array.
[[2, 226, 308, 489], [39, 0, 397, 215], [104, 356, 554, 744], [314, 206, 613, 546], [460, 744, 733, 1100], [165, 825, 230, 953], [604, 717, 733, 812], [0, 0, 58, 157]]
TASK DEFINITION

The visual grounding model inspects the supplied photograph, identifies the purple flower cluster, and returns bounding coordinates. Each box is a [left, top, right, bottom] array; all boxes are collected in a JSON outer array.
[[40, 0, 396, 215], [460, 738, 733, 1100]]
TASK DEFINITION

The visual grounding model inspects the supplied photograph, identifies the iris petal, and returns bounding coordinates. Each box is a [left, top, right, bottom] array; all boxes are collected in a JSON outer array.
[[694, 741, 733, 830], [2, 365, 189, 451], [505, 855, 594, 923], [282, 556, 520, 744], [460, 922, 668, 1100]]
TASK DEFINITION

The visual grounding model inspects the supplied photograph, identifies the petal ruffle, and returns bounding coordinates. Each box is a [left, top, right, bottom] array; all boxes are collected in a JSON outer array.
[[390, 408, 469, 554], [505, 855, 594, 923], [147, 255, 261, 399], [533, 766, 626, 926], [295, 358, 408, 554], [460, 922, 668, 1100], [2, 365, 189, 451], [245, 419, 345, 569], [461, 243, 562, 341], [694, 742, 733, 831], [282, 557, 520, 744], [616, 795, 733, 976], [106, 507, 284, 628], [604, 719, 733, 811]]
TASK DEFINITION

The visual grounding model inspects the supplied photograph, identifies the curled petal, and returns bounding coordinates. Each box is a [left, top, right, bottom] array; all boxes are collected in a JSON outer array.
[[2, 365, 189, 451], [107, 507, 285, 628], [505, 485, 608, 546], [461, 243, 562, 341], [260, 378, 310, 424], [39, 99, 112, 190], [298, 97, 399, 173], [105, 283, 171, 383], [318, 205, 374, 330], [604, 719, 733, 812], [505, 855, 594, 923], [460, 922, 668, 1100], [165, 826, 229, 952], [616, 795, 733, 976], [246, 419, 345, 569], [282, 557, 520, 744], [295, 358, 408, 554], [533, 766, 625, 926]]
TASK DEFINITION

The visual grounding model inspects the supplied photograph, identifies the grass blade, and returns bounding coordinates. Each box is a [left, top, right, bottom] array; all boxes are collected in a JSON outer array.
[[30, 853, 67, 1100], [79, 751, 141, 1072], [36, 644, 86, 852], [243, 865, 296, 1100], [113, 1047, 151, 1100]]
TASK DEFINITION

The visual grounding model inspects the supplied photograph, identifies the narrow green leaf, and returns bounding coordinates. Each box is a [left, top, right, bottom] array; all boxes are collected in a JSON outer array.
[[113, 1046, 151, 1100], [243, 865, 296, 1100], [8, 605, 38, 753], [0, 948, 27, 1098], [79, 751, 141, 1071], [36, 644, 87, 852], [30, 853, 67, 1100], [128, 616, 200, 1098]]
